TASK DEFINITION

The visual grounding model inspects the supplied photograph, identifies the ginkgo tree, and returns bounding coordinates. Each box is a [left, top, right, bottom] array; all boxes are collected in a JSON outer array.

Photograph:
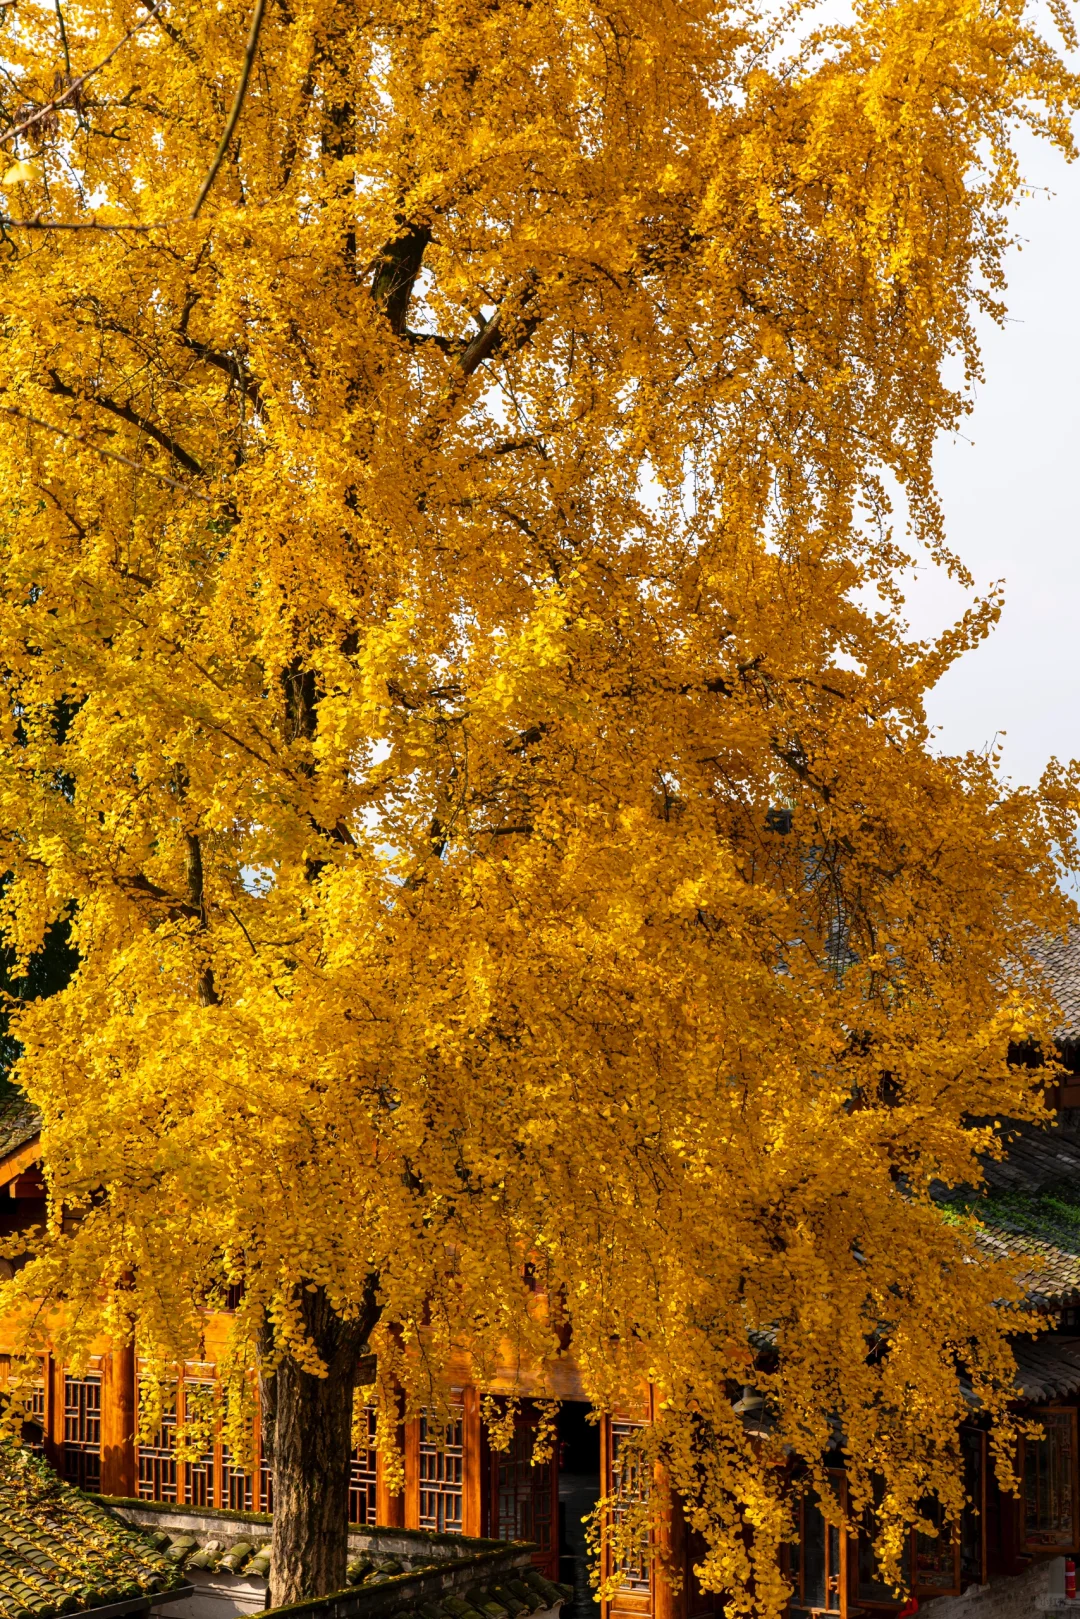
[[0, 0, 1077, 1609]]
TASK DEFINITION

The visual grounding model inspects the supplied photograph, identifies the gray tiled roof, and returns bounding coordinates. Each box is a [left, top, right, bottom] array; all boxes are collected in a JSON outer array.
[[0, 1445, 184, 1617], [934, 1119, 1080, 1308], [1030, 928, 1080, 1045], [116, 1512, 572, 1619], [969, 1218, 1080, 1309], [1011, 1336, 1080, 1402], [979, 1118, 1080, 1197], [0, 1087, 39, 1165]]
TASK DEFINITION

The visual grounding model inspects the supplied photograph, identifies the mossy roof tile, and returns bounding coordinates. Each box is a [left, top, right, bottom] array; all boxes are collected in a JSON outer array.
[[0, 1447, 182, 1619], [0, 1088, 40, 1166]]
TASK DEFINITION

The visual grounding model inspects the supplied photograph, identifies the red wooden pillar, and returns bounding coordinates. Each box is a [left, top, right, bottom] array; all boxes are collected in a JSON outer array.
[[100, 1345, 136, 1497], [403, 1416, 422, 1529], [43, 1350, 62, 1470], [463, 1387, 483, 1538], [377, 1419, 407, 1529], [653, 1457, 682, 1619]]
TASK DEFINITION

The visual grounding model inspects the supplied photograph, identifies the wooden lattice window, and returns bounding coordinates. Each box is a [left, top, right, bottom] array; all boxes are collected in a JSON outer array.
[[486, 1403, 560, 1579], [419, 1407, 464, 1533], [493, 1422, 555, 1556], [63, 1373, 101, 1492], [26, 1370, 45, 1453], [1022, 1406, 1079, 1552], [183, 1378, 218, 1508], [609, 1420, 651, 1597], [349, 1406, 378, 1526], [260, 1449, 274, 1514], [137, 1381, 178, 1503], [0, 1355, 46, 1453], [222, 1445, 253, 1512]]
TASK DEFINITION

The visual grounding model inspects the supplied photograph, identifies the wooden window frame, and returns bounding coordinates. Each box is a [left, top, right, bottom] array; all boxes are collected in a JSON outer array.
[[350, 1405, 379, 1526], [846, 1435, 987, 1614], [850, 1479, 907, 1613], [62, 1363, 103, 1493], [1019, 1404, 1080, 1555], [485, 1399, 560, 1578], [912, 1501, 960, 1599], [413, 1403, 465, 1535], [180, 1370, 219, 1509], [136, 1375, 178, 1504], [601, 1413, 654, 1619], [959, 1425, 987, 1590], [791, 1470, 848, 1619], [222, 1442, 254, 1511], [0, 1353, 46, 1454]]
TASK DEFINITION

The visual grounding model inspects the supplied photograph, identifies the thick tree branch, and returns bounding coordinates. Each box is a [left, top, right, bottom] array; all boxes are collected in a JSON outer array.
[[184, 831, 219, 1007], [456, 287, 541, 381], [121, 871, 201, 922], [45, 369, 206, 478], [0, 404, 210, 498], [178, 332, 265, 415], [369, 222, 431, 335], [421, 280, 543, 441]]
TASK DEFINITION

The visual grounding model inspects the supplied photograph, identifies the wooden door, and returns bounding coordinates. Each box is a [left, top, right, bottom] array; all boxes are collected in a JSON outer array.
[[601, 1414, 654, 1619], [486, 1403, 561, 1578]]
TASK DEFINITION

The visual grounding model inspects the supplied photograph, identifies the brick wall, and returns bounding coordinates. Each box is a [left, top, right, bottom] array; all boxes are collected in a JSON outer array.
[[922, 1557, 1062, 1619]]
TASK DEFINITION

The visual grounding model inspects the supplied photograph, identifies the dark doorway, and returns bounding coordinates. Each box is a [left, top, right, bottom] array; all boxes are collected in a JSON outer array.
[[558, 1403, 601, 1619]]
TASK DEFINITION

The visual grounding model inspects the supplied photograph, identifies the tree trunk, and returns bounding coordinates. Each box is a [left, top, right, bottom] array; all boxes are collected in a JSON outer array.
[[269, 1284, 379, 1608]]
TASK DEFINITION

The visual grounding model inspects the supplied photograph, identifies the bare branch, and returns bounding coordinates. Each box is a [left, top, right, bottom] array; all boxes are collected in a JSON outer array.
[[190, 0, 268, 218]]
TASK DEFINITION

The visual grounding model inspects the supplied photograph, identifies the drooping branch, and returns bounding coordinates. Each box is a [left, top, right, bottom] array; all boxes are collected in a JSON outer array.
[[0, 405, 210, 498], [0, 215, 170, 231]]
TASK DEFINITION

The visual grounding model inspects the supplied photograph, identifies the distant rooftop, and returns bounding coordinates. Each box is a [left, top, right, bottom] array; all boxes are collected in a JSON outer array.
[[0, 1084, 40, 1165], [1031, 927, 1080, 1046]]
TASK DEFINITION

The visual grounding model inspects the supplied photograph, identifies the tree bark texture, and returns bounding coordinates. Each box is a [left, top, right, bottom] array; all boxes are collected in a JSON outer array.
[[269, 1284, 378, 1607]]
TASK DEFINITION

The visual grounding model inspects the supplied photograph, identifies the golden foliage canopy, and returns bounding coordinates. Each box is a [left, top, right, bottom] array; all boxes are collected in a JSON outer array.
[[0, 0, 1077, 1608]]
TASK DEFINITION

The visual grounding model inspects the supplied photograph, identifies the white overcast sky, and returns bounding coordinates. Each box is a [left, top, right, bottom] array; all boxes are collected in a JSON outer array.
[[903, 131, 1080, 788]]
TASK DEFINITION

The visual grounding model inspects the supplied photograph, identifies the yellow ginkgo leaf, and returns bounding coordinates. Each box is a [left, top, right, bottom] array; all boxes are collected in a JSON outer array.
[[2, 159, 41, 185]]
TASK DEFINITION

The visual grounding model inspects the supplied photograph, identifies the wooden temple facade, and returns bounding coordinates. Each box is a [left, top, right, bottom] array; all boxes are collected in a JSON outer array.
[[3, 1294, 1080, 1619]]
